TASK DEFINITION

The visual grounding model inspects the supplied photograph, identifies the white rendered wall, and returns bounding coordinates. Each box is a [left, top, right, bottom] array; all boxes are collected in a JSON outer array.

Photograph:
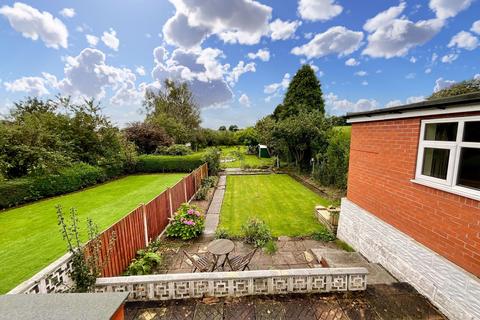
[[338, 198, 480, 320]]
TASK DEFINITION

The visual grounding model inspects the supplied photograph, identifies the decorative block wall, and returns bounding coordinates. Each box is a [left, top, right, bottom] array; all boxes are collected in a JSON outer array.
[[94, 268, 368, 301], [338, 198, 480, 320]]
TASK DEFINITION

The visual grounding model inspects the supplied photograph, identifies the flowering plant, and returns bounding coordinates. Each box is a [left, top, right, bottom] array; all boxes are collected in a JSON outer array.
[[165, 203, 205, 240]]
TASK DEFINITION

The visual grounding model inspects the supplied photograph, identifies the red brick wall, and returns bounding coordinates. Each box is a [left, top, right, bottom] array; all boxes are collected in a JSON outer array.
[[347, 114, 480, 276]]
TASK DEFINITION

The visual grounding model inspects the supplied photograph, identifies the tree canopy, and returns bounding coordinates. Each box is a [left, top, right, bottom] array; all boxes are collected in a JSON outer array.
[[273, 65, 324, 120], [429, 78, 480, 100]]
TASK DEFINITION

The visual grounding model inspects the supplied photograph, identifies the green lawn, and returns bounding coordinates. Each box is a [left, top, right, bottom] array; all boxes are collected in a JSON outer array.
[[0, 173, 185, 294], [220, 145, 274, 168], [219, 174, 330, 237]]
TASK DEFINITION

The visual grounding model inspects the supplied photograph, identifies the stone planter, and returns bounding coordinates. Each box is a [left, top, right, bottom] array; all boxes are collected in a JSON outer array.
[[315, 205, 340, 235]]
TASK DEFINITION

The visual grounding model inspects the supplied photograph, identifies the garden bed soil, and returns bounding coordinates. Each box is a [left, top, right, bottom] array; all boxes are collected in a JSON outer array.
[[284, 171, 345, 203]]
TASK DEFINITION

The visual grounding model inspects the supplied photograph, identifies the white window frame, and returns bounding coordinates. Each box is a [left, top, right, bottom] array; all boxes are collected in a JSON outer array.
[[412, 115, 480, 201]]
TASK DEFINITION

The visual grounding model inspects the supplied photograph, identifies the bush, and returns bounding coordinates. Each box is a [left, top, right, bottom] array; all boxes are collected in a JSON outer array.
[[201, 176, 218, 188], [136, 154, 204, 173], [126, 251, 162, 275], [0, 163, 107, 209], [194, 185, 209, 200], [315, 128, 350, 190], [263, 240, 277, 255], [214, 228, 230, 239], [156, 144, 192, 156], [166, 203, 205, 240], [202, 147, 220, 176], [242, 218, 272, 248], [311, 228, 335, 242]]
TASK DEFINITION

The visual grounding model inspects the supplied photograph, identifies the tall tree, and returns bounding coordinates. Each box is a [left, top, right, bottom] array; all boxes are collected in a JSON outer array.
[[428, 78, 480, 100], [275, 65, 324, 120]]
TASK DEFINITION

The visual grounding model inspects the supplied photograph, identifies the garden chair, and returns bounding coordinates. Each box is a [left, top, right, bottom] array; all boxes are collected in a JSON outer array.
[[228, 248, 257, 271], [183, 250, 212, 272]]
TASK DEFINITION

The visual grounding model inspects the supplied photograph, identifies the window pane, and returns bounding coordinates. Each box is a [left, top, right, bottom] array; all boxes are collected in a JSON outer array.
[[463, 121, 480, 142], [424, 122, 457, 141], [457, 147, 480, 190], [421, 148, 449, 180]]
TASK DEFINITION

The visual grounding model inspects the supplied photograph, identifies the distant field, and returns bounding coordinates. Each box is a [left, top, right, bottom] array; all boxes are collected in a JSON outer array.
[[219, 174, 330, 237], [220, 145, 274, 168], [0, 173, 185, 294]]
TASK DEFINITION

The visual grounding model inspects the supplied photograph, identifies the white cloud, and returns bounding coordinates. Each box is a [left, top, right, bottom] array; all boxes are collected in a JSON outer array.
[[429, 0, 473, 19], [298, 0, 343, 22], [227, 61, 256, 85], [86, 34, 99, 46], [441, 53, 458, 63], [425, 68, 432, 74], [448, 31, 479, 50], [136, 66, 146, 76], [0, 2, 68, 49], [345, 58, 359, 66], [291, 26, 363, 59], [410, 56, 417, 63], [59, 8, 75, 18], [362, 3, 444, 58], [355, 71, 367, 76], [474, 74, 480, 80], [151, 46, 234, 108], [247, 48, 270, 61], [406, 96, 425, 104], [405, 73, 416, 79], [101, 28, 119, 51], [264, 73, 290, 95], [361, 81, 368, 86], [269, 19, 301, 41], [239, 93, 251, 107], [163, 0, 272, 48], [472, 20, 480, 35], [325, 92, 378, 116], [433, 77, 455, 92], [385, 96, 425, 108], [385, 100, 402, 108], [4, 74, 54, 96]]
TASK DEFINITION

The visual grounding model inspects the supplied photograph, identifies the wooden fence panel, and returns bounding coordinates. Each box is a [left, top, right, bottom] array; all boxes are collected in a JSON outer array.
[[85, 164, 206, 277]]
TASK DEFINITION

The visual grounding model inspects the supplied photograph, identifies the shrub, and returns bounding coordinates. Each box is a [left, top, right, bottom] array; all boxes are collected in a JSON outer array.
[[202, 147, 221, 176], [201, 176, 218, 188], [124, 122, 173, 154], [0, 163, 107, 209], [156, 144, 192, 156], [263, 240, 277, 255], [166, 203, 205, 240], [215, 228, 230, 239], [126, 251, 162, 275], [311, 228, 335, 242], [194, 185, 209, 200], [242, 218, 272, 248], [136, 154, 204, 173]]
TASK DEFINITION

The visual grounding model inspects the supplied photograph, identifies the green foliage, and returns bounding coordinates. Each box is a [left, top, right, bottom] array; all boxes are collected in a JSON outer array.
[[315, 127, 351, 190], [311, 228, 336, 242], [195, 128, 239, 147], [56, 206, 116, 292], [0, 163, 107, 209], [0, 97, 136, 179], [194, 176, 218, 200], [201, 176, 218, 188], [126, 251, 162, 275], [335, 239, 355, 252], [124, 122, 173, 154], [274, 65, 324, 120], [242, 218, 272, 248], [214, 228, 230, 239], [156, 144, 192, 156], [263, 240, 277, 255], [136, 154, 204, 173], [166, 204, 205, 240], [228, 124, 239, 132], [219, 126, 226, 131], [428, 78, 480, 100], [144, 79, 201, 144], [202, 147, 221, 176], [235, 127, 258, 147]]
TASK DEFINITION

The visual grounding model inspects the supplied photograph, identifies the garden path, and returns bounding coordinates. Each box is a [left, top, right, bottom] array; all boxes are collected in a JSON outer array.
[[203, 174, 226, 237]]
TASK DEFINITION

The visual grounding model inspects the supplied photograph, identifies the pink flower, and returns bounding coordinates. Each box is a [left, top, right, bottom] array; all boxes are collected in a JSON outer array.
[[187, 209, 195, 215]]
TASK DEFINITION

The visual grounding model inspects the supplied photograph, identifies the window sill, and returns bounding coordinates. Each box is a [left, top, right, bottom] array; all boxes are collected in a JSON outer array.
[[411, 179, 480, 202]]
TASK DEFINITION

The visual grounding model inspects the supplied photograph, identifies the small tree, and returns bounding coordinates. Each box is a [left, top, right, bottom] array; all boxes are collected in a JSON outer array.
[[218, 126, 227, 131], [228, 125, 239, 132], [57, 206, 116, 292], [429, 78, 480, 100]]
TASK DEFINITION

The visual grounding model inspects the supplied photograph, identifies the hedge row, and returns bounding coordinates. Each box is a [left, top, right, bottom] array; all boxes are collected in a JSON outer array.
[[0, 163, 107, 209], [135, 154, 204, 173]]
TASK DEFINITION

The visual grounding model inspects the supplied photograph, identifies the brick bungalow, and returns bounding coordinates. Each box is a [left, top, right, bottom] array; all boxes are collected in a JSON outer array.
[[338, 93, 480, 320]]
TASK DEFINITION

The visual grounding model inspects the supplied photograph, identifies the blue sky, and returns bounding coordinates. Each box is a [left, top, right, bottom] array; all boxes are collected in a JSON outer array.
[[0, 0, 479, 128]]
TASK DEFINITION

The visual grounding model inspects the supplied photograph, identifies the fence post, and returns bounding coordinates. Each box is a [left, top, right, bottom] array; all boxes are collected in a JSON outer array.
[[193, 170, 197, 192], [168, 188, 173, 217], [142, 204, 149, 247], [183, 177, 188, 202]]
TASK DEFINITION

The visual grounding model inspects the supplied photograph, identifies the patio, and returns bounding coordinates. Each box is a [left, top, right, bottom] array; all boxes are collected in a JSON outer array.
[[125, 283, 446, 320]]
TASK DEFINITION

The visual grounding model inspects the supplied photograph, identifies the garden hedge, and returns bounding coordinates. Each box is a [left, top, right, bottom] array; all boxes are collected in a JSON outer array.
[[0, 163, 107, 209], [136, 154, 204, 173]]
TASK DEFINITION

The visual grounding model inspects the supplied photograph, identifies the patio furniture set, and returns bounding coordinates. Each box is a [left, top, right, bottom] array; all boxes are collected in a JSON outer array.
[[183, 239, 257, 272]]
